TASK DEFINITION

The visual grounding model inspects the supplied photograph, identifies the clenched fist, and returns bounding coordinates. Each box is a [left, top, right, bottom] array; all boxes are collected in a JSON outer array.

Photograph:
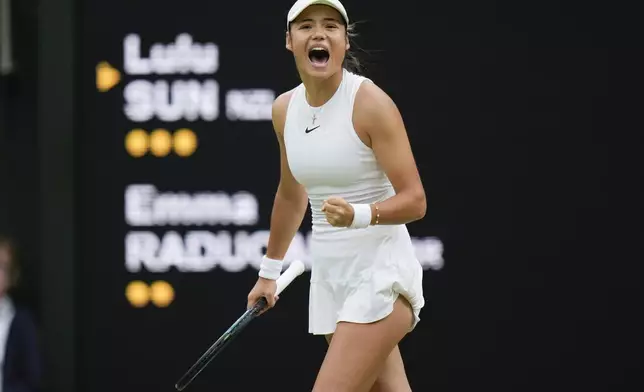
[[321, 197, 355, 227]]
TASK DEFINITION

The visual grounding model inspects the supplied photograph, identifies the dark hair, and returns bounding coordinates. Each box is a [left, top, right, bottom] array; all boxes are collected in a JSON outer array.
[[343, 23, 363, 74], [0, 234, 20, 288]]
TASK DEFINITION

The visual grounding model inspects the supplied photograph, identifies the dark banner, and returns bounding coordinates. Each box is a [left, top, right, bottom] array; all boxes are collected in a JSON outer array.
[[76, 1, 446, 391]]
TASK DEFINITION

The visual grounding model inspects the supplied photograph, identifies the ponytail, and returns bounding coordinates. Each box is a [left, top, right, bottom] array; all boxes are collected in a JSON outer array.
[[343, 23, 364, 74]]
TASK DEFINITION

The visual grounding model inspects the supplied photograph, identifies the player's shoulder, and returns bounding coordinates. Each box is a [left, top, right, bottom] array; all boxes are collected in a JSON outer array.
[[271, 86, 299, 134], [354, 79, 399, 125], [273, 87, 297, 114], [355, 79, 395, 110]]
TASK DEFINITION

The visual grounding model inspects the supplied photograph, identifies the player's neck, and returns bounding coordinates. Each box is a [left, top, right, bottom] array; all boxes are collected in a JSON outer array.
[[302, 69, 344, 108]]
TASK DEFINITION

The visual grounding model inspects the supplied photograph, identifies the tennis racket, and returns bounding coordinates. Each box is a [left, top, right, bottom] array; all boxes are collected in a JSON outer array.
[[174, 259, 306, 391]]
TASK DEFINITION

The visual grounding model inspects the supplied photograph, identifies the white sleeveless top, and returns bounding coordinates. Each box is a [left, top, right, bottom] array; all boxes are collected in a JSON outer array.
[[283, 70, 425, 335], [283, 69, 396, 237]]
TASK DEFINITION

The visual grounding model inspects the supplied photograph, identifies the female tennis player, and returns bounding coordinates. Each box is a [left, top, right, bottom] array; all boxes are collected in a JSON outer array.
[[246, 0, 426, 390]]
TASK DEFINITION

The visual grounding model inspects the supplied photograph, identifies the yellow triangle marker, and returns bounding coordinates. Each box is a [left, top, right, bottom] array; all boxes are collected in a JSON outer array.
[[96, 61, 121, 92]]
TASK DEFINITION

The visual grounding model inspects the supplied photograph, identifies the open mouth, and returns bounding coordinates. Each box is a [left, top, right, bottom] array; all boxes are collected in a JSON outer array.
[[308, 47, 330, 67]]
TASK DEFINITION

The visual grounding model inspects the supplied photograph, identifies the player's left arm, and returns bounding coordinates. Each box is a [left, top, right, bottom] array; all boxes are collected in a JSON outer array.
[[354, 81, 427, 225]]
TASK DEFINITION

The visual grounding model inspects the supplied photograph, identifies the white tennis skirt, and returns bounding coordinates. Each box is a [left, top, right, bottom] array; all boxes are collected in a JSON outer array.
[[308, 223, 425, 335]]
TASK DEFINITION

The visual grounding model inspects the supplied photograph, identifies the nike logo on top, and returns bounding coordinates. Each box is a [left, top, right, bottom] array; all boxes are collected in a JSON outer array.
[[305, 126, 320, 134]]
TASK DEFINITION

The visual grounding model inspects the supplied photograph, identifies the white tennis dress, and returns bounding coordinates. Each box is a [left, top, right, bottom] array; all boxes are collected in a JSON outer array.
[[283, 69, 425, 335]]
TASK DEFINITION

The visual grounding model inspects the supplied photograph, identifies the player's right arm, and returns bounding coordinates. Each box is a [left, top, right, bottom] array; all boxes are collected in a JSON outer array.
[[264, 90, 309, 260], [247, 91, 308, 311]]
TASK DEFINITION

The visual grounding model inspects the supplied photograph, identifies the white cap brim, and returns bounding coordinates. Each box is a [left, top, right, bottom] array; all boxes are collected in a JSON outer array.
[[286, 0, 349, 30]]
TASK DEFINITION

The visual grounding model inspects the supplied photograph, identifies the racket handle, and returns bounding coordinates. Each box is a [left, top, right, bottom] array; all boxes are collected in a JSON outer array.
[[275, 260, 305, 296], [251, 297, 268, 315]]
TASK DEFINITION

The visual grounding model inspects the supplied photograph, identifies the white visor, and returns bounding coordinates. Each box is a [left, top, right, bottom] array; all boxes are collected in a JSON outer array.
[[286, 0, 350, 30]]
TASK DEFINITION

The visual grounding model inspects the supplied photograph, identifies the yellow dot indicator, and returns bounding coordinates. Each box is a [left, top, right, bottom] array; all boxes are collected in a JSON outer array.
[[173, 128, 198, 157], [125, 129, 149, 157], [149, 129, 172, 157], [150, 280, 175, 308], [126, 281, 150, 308]]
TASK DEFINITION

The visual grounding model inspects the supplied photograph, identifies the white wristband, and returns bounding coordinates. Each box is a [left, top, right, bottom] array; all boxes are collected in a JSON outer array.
[[349, 203, 372, 229], [259, 255, 283, 280]]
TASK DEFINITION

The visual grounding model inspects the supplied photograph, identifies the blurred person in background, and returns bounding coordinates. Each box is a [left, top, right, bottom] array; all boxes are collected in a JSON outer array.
[[0, 234, 41, 392]]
